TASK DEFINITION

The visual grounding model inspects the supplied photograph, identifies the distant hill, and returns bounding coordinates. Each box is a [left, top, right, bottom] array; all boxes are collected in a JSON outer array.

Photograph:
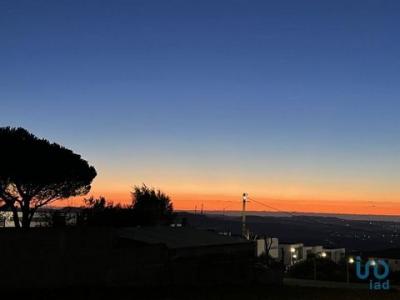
[[180, 210, 400, 222], [178, 212, 400, 251]]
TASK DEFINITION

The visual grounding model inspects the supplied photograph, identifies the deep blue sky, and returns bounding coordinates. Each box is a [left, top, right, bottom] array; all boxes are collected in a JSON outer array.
[[1, 0, 400, 211]]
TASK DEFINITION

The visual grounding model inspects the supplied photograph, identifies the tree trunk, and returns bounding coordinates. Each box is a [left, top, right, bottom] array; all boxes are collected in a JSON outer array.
[[11, 205, 20, 228], [21, 198, 31, 228], [22, 210, 30, 228]]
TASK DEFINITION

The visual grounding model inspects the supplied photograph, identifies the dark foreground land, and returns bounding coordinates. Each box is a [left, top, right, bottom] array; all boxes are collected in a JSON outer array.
[[7, 285, 400, 300]]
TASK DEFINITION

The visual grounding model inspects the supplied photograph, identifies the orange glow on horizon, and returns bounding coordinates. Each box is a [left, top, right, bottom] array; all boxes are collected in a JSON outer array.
[[57, 190, 400, 217], [54, 167, 400, 217]]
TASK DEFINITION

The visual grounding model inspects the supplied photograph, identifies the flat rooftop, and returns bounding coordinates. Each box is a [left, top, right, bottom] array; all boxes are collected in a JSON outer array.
[[118, 226, 251, 249]]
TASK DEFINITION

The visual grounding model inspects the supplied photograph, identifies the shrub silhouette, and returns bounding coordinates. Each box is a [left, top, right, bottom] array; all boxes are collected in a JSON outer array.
[[78, 186, 175, 227], [132, 184, 174, 226]]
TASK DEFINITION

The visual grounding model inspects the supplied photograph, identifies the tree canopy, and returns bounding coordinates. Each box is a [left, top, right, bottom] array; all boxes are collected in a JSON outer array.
[[77, 186, 175, 227], [131, 184, 174, 226], [0, 127, 96, 228]]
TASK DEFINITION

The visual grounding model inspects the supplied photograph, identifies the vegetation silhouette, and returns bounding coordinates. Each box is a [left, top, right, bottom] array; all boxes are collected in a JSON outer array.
[[131, 184, 174, 226], [0, 127, 96, 228], [78, 184, 174, 227], [288, 255, 347, 282], [79, 196, 135, 227]]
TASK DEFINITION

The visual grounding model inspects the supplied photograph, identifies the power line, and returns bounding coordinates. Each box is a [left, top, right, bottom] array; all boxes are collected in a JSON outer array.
[[248, 197, 295, 217], [246, 196, 345, 236]]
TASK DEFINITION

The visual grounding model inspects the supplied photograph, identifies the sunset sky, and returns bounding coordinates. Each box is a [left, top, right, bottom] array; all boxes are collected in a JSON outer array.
[[1, 0, 400, 215]]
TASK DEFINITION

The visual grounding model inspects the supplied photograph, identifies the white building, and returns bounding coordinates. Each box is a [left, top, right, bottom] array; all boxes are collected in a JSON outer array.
[[279, 243, 305, 266], [256, 237, 279, 259], [324, 248, 346, 264], [0, 211, 50, 227], [0, 210, 77, 227], [279, 243, 346, 266], [303, 245, 323, 258], [363, 250, 400, 272]]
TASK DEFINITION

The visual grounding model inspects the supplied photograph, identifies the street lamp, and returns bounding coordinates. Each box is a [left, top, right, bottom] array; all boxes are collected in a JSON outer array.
[[289, 247, 296, 266], [370, 259, 376, 266], [313, 252, 327, 281], [347, 257, 354, 284]]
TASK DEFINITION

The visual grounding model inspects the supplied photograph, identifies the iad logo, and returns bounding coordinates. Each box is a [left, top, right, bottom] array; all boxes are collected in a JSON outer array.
[[355, 257, 390, 290]]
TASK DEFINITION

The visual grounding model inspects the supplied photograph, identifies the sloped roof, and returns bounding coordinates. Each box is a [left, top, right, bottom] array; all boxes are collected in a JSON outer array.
[[118, 226, 251, 249]]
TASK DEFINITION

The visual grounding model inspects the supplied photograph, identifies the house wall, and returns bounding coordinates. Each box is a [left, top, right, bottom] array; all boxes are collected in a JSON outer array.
[[278, 243, 304, 266], [255, 238, 279, 258], [325, 248, 345, 264], [0, 211, 78, 227], [256, 239, 266, 257]]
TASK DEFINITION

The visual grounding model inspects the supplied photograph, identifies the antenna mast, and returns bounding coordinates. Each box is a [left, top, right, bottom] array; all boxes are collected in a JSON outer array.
[[242, 193, 248, 239]]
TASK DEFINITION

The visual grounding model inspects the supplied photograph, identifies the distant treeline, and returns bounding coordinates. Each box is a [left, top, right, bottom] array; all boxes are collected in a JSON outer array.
[[51, 184, 175, 227]]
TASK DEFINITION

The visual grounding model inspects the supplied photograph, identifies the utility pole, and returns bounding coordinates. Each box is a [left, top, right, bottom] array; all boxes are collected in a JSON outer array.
[[313, 257, 317, 280], [241, 193, 248, 239], [347, 257, 354, 284]]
